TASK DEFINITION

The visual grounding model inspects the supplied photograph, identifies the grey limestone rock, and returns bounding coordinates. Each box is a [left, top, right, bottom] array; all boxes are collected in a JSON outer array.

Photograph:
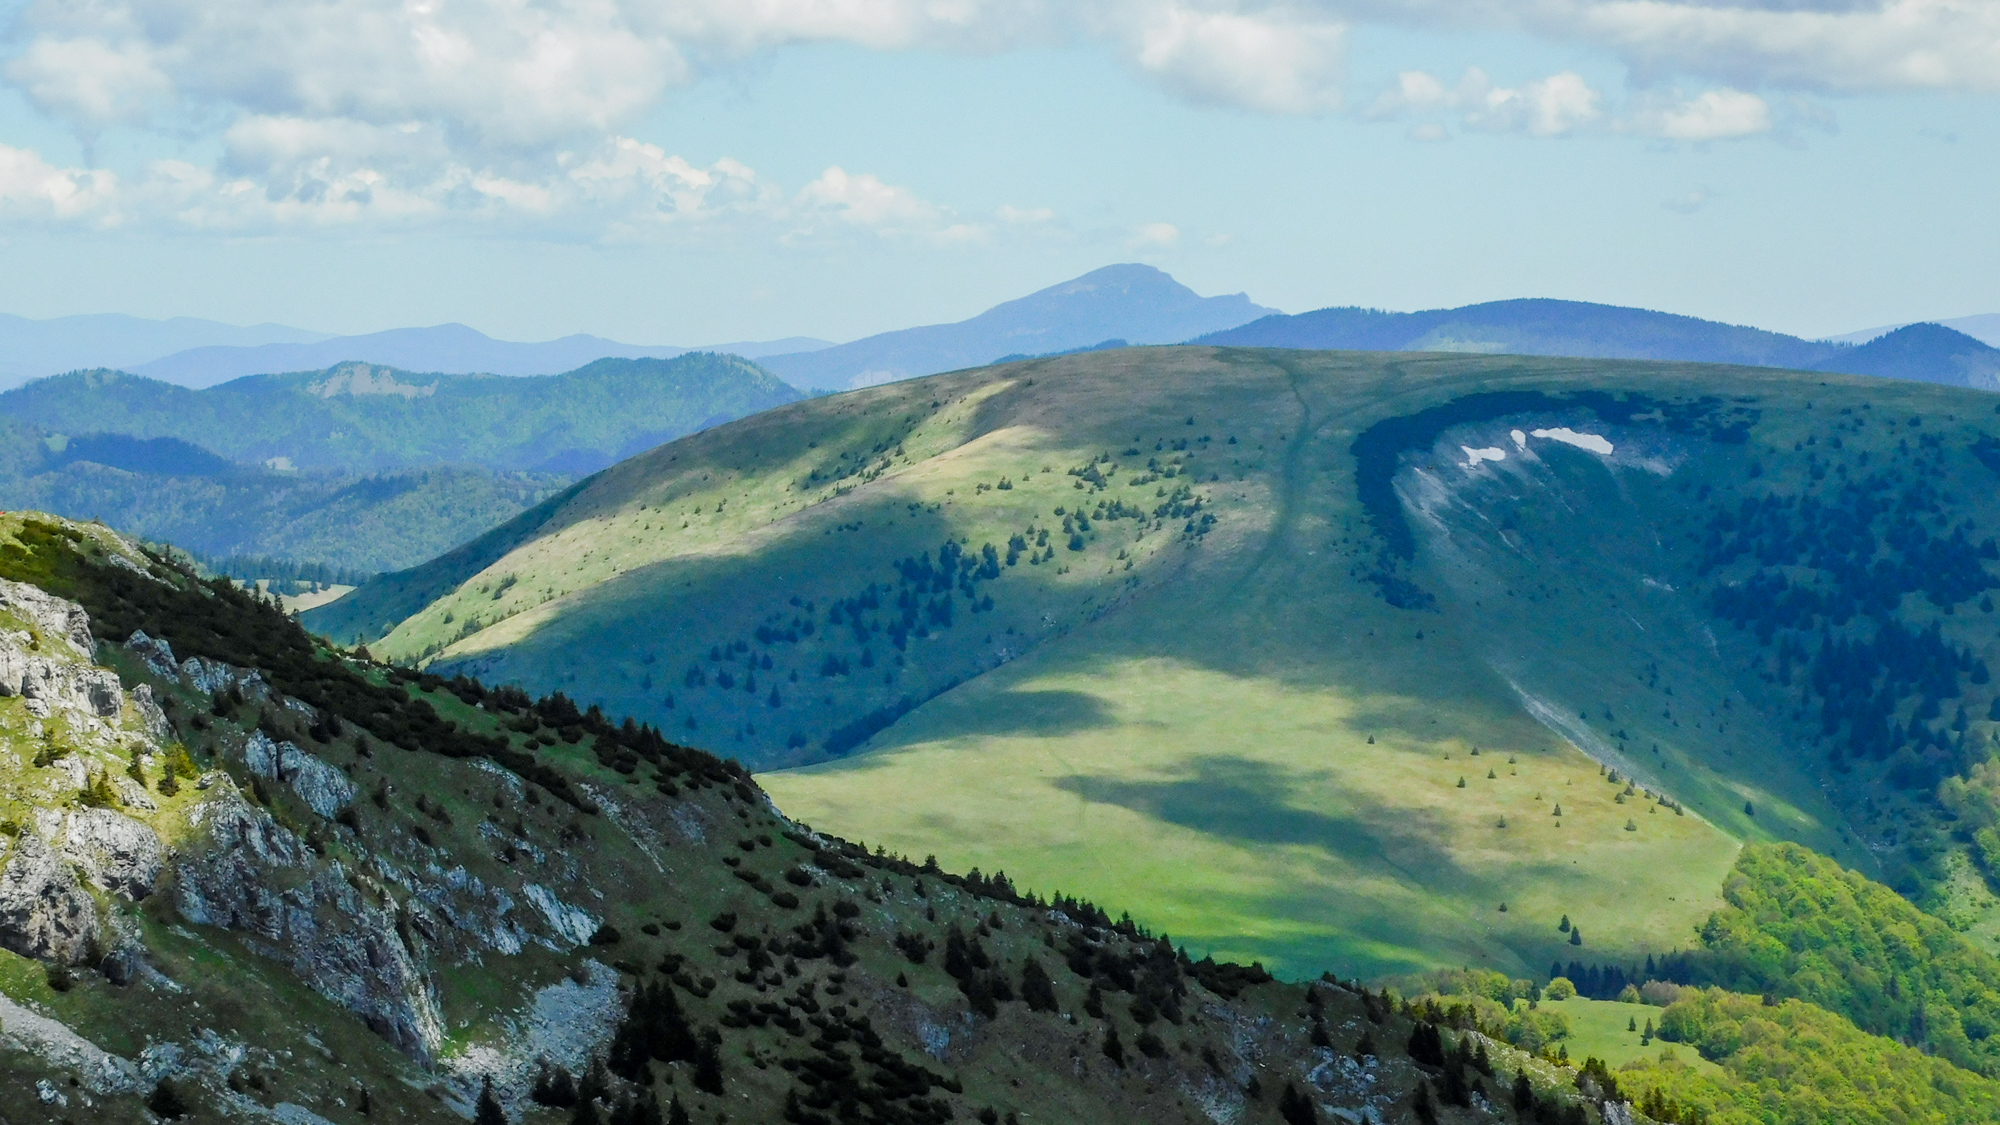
[[243, 730, 356, 818], [124, 630, 180, 680], [60, 808, 165, 899], [0, 578, 96, 656], [0, 830, 102, 964], [173, 788, 443, 1059]]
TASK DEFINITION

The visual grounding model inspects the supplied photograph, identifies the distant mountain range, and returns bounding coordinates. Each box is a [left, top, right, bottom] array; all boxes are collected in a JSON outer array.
[[0, 312, 328, 388], [0, 311, 827, 389], [1828, 313, 2000, 347], [0, 353, 803, 475], [1197, 298, 2000, 390], [758, 263, 1274, 389], [133, 324, 832, 388]]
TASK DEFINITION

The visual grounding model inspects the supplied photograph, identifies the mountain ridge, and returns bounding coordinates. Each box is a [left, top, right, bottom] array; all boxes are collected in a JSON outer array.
[[132, 324, 833, 388], [759, 264, 1275, 389], [0, 353, 804, 476]]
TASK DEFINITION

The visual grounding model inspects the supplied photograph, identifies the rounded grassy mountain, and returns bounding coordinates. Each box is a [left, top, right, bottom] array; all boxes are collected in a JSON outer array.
[[315, 345, 2000, 980]]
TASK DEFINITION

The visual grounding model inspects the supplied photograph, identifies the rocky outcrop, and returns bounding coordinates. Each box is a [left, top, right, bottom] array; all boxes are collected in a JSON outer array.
[[0, 634, 123, 718], [173, 787, 443, 1059], [131, 684, 172, 742], [60, 809, 165, 900], [0, 578, 96, 657], [0, 830, 102, 964], [243, 730, 357, 818]]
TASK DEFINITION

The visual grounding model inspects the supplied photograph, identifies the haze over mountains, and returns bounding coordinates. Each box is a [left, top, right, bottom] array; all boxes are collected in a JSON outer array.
[[1199, 299, 2000, 389], [0, 312, 329, 387], [756, 264, 1277, 389], [132, 324, 833, 388]]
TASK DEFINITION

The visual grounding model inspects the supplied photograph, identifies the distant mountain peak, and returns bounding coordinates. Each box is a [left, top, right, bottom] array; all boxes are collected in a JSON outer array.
[[760, 263, 1275, 389]]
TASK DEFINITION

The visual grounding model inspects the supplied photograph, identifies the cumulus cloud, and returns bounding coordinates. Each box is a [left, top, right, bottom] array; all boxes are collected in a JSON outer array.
[[1623, 88, 1774, 140], [1368, 66, 1773, 140], [0, 143, 119, 222], [1131, 5, 1347, 113], [1, 0, 1993, 237], [1368, 68, 1603, 136]]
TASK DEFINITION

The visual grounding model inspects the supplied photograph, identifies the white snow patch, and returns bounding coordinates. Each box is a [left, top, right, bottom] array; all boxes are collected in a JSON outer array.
[[1460, 445, 1507, 468], [1530, 427, 1614, 455], [1511, 429, 1528, 450]]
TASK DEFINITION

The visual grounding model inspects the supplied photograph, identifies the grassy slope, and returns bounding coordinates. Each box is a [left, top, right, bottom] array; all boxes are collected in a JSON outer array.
[[318, 346, 2000, 982], [0, 512, 1529, 1125]]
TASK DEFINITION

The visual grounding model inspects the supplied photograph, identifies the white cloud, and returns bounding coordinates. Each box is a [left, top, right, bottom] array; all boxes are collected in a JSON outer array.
[[6, 38, 172, 128], [1369, 66, 1775, 141], [1624, 88, 1773, 140], [1131, 5, 1347, 114], [0, 143, 119, 223], [2, 0, 1994, 240], [1130, 221, 1181, 248], [1369, 67, 1602, 136]]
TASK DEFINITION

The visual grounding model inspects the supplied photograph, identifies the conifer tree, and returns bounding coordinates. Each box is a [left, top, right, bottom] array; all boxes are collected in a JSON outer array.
[[1102, 1023, 1125, 1067], [474, 1077, 507, 1125], [1278, 1083, 1319, 1125], [1021, 957, 1059, 1013]]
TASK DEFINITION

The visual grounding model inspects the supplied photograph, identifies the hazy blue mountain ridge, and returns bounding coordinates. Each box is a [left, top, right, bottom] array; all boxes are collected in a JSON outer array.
[[758, 263, 1275, 389], [1195, 297, 1842, 368], [131, 322, 831, 387], [0, 352, 804, 475], [1197, 298, 2000, 390], [1814, 322, 2000, 387], [0, 312, 326, 388]]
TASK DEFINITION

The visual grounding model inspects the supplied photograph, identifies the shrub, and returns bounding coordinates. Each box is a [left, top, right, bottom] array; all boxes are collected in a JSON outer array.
[[1544, 976, 1577, 1000]]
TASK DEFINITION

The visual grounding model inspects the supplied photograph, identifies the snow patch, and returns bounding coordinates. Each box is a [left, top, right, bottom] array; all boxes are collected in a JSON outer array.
[[1460, 445, 1507, 469], [1510, 429, 1528, 450], [1530, 427, 1614, 455]]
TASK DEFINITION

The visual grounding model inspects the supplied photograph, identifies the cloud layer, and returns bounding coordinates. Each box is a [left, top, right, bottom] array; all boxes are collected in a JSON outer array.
[[0, 0, 1993, 235]]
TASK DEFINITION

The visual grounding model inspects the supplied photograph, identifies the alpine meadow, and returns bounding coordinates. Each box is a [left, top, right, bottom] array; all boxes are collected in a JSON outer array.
[[5, 0, 1999, 1118]]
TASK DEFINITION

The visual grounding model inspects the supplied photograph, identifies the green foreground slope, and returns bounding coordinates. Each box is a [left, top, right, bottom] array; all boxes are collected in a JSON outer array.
[[321, 346, 2000, 980], [3, 511, 1546, 1125]]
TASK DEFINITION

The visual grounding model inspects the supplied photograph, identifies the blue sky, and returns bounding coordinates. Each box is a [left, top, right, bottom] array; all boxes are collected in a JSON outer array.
[[0, 1, 1993, 344]]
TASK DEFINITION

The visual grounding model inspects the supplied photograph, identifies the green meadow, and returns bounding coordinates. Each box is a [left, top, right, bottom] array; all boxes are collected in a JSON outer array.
[[321, 345, 2000, 979]]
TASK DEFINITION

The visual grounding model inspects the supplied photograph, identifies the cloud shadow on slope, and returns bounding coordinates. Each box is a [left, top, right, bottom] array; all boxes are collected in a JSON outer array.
[[1051, 755, 1459, 879]]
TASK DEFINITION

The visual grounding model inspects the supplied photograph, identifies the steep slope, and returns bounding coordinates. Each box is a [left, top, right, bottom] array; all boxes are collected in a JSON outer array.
[[130, 324, 831, 388], [0, 511, 1556, 1125], [1811, 323, 2000, 388], [759, 265, 1273, 389], [0, 313, 326, 389], [1195, 299, 1838, 370], [0, 354, 804, 476], [310, 345, 2000, 980], [0, 417, 570, 574]]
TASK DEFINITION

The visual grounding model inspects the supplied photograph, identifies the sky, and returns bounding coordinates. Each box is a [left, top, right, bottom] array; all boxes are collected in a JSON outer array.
[[0, 0, 1993, 345]]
